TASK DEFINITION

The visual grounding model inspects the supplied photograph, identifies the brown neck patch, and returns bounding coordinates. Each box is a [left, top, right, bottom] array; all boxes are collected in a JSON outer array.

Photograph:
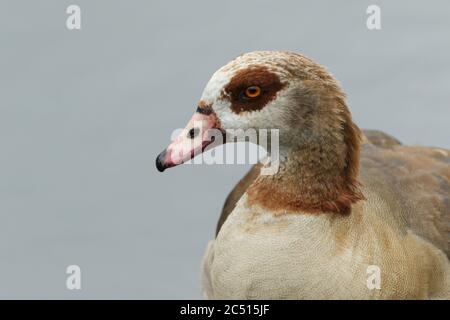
[[247, 100, 365, 215], [223, 65, 286, 114]]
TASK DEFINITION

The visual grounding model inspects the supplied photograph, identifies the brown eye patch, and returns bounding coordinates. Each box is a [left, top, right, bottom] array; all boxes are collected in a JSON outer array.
[[223, 65, 286, 114]]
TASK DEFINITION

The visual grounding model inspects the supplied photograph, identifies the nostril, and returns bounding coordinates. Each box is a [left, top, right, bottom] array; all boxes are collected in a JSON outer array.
[[188, 127, 200, 139]]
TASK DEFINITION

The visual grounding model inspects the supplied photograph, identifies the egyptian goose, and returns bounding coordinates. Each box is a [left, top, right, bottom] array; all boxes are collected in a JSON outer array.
[[156, 51, 450, 299]]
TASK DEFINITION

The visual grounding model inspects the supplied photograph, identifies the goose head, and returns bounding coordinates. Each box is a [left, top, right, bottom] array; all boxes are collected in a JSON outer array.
[[156, 51, 363, 214]]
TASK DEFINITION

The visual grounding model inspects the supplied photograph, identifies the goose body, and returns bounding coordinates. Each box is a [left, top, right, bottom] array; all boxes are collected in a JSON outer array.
[[202, 136, 450, 299], [156, 51, 450, 299]]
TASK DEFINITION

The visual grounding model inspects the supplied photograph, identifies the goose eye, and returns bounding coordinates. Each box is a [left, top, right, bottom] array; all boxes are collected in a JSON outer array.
[[244, 86, 261, 99]]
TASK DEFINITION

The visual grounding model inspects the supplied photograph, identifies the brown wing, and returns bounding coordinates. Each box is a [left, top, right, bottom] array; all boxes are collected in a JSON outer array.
[[363, 129, 402, 148], [359, 130, 448, 256], [360, 143, 450, 256], [216, 164, 261, 236]]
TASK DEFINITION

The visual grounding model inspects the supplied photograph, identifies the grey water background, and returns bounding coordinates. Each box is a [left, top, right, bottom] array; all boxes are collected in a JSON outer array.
[[0, 0, 449, 299]]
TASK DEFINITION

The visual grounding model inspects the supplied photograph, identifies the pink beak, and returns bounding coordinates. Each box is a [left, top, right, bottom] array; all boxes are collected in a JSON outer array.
[[156, 108, 223, 172]]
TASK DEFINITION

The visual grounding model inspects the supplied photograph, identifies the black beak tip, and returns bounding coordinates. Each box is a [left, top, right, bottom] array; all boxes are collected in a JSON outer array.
[[156, 150, 167, 172]]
